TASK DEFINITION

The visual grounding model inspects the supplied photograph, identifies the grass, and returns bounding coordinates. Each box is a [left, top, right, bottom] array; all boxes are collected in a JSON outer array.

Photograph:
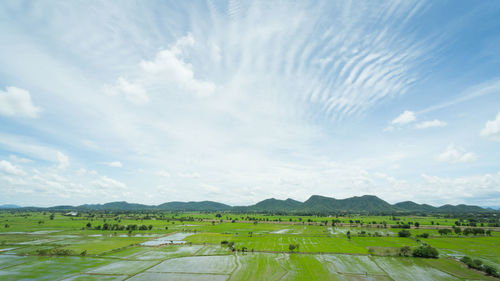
[[0, 211, 498, 280], [61, 236, 151, 255], [418, 258, 498, 280], [87, 260, 159, 275], [230, 253, 287, 281], [425, 236, 500, 268], [284, 254, 343, 280], [147, 255, 235, 274], [0, 256, 111, 281], [318, 254, 386, 275], [373, 256, 460, 280]]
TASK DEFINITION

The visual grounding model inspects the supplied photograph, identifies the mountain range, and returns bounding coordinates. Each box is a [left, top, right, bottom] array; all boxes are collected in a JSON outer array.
[[1, 195, 491, 214]]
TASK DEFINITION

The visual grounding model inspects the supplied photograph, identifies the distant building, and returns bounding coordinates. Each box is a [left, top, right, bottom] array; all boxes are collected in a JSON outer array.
[[64, 211, 78, 216]]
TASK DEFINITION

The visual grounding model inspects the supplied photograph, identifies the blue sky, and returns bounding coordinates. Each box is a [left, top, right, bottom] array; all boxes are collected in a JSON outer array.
[[1, 0, 499, 207]]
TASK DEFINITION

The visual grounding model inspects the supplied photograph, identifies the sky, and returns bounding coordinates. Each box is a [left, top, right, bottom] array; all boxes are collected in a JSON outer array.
[[1, 0, 500, 207]]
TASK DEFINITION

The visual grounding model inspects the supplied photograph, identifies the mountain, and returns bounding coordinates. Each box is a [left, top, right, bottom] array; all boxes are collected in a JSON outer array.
[[245, 198, 303, 212], [394, 201, 437, 212], [0, 204, 21, 209], [300, 195, 396, 213], [437, 204, 486, 213], [6, 195, 490, 213], [77, 201, 155, 210], [158, 201, 231, 211]]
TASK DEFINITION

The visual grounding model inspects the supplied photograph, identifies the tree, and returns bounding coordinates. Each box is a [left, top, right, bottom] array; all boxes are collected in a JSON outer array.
[[289, 244, 296, 252], [399, 246, 411, 257], [49, 214, 55, 220], [86, 222, 92, 228], [470, 259, 483, 270], [398, 230, 411, 237], [414, 222, 420, 228], [417, 233, 429, 238], [483, 264, 498, 277], [438, 229, 452, 235], [460, 256, 472, 265], [412, 245, 438, 258], [148, 225, 153, 230]]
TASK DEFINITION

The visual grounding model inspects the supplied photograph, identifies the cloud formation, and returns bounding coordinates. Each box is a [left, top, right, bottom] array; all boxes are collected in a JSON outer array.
[[56, 152, 70, 169], [0, 160, 25, 176], [104, 77, 149, 105], [105, 161, 123, 168], [415, 119, 447, 129], [480, 112, 500, 141], [435, 145, 477, 164], [392, 110, 416, 125], [0, 87, 42, 118], [0, 1, 499, 207]]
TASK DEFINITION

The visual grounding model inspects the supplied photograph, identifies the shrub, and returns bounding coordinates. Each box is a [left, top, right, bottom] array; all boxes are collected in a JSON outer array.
[[483, 264, 498, 277], [461, 256, 499, 277], [412, 245, 438, 258], [438, 229, 452, 235], [399, 246, 411, 257], [36, 248, 75, 256], [398, 230, 411, 237]]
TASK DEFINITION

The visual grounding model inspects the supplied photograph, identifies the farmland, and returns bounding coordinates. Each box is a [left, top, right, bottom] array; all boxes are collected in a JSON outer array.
[[0, 211, 499, 280]]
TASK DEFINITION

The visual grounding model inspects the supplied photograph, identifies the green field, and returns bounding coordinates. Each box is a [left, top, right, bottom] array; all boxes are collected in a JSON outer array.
[[0, 211, 498, 280]]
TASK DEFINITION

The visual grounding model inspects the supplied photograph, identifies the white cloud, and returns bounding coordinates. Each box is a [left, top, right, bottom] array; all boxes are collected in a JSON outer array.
[[81, 140, 99, 150], [2, 1, 497, 206], [0, 134, 72, 168], [435, 145, 477, 163], [156, 170, 171, 177], [0, 160, 26, 176], [9, 154, 33, 163], [93, 176, 127, 190], [420, 79, 500, 114], [420, 173, 500, 205], [178, 172, 201, 178], [480, 112, 500, 141], [139, 34, 216, 97], [104, 77, 149, 104], [383, 126, 395, 132], [77, 168, 97, 176], [0, 86, 42, 118], [105, 161, 123, 168], [391, 110, 416, 125], [56, 151, 70, 169], [415, 119, 447, 129]]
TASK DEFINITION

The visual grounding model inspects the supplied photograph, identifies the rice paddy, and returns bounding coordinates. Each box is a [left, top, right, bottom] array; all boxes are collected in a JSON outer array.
[[0, 211, 498, 280]]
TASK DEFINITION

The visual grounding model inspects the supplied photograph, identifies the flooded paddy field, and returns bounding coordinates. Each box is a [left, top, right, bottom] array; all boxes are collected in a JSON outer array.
[[0, 211, 498, 280]]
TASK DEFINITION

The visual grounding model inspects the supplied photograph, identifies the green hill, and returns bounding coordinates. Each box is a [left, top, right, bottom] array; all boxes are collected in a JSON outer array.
[[22, 195, 489, 214], [244, 198, 303, 212], [157, 201, 231, 211], [394, 201, 437, 212]]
